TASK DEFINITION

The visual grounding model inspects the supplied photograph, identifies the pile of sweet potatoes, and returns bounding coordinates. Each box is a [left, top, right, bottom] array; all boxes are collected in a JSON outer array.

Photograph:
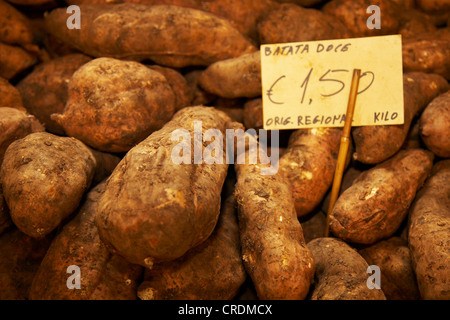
[[0, 0, 449, 301]]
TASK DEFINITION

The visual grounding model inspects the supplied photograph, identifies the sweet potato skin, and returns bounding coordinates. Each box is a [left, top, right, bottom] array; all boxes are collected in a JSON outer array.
[[419, 90, 450, 158], [0, 42, 37, 80], [199, 51, 261, 99], [408, 160, 450, 300], [17, 53, 92, 135], [308, 237, 386, 300], [359, 237, 421, 300], [0, 107, 44, 167], [235, 152, 315, 300], [52, 57, 176, 153], [29, 182, 143, 300], [279, 128, 343, 217], [1, 132, 96, 238], [330, 149, 434, 245], [353, 72, 449, 164], [96, 107, 232, 267], [45, 4, 257, 68], [138, 195, 246, 300], [0, 0, 35, 47], [0, 77, 24, 110]]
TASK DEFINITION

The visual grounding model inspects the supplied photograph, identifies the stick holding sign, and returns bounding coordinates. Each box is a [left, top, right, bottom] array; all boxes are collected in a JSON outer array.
[[325, 69, 361, 237]]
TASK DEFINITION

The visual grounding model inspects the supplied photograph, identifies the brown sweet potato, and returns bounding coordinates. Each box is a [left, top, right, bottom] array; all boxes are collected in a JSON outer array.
[[184, 69, 216, 106], [402, 29, 450, 80], [16, 53, 92, 135], [307, 237, 386, 300], [29, 182, 143, 300], [96, 106, 232, 267], [0, 227, 53, 300], [148, 64, 194, 111], [398, 9, 438, 39], [359, 237, 421, 300], [0, 77, 24, 110], [330, 149, 434, 245], [243, 98, 263, 130], [235, 149, 315, 300], [0, 107, 44, 167], [416, 0, 450, 11], [352, 72, 449, 164], [419, 90, 450, 158], [323, 0, 400, 37], [258, 3, 349, 44], [52, 57, 176, 153], [199, 51, 261, 99], [0, 0, 35, 47], [137, 195, 246, 300], [88, 148, 122, 184], [279, 128, 343, 217], [0, 42, 37, 80], [407, 160, 450, 300], [45, 4, 257, 68], [1, 132, 96, 238]]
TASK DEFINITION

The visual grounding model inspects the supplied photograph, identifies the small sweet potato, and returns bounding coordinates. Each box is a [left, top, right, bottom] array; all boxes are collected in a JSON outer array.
[[0, 227, 53, 300], [330, 149, 434, 244], [235, 149, 315, 300], [52, 57, 176, 153], [137, 195, 246, 300], [0, 0, 35, 47], [16, 53, 92, 135], [148, 64, 194, 111], [1, 132, 96, 238], [279, 128, 343, 217], [408, 160, 450, 300], [307, 237, 386, 300], [199, 51, 261, 99], [258, 3, 349, 44], [96, 106, 232, 267], [0, 42, 37, 80], [0, 107, 44, 167], [402, 29, 450, 80], [184, 69, 216, 106], [353, 72, 449, 164], [243, 98, 263, 130], [323, 0, 399, 37], [419, 90, 450, 158], [359, 237, 421, 300], [45, 4, 257, 68], [29, 182, 143, 300], [0, 77, 24, 110]]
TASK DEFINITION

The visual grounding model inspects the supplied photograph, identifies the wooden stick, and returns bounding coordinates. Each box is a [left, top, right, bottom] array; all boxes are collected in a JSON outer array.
[[324, 69, 361, 237]]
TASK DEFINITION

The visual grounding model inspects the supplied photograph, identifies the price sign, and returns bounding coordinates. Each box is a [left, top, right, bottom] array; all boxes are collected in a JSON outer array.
[[261, 35, 404, 130]]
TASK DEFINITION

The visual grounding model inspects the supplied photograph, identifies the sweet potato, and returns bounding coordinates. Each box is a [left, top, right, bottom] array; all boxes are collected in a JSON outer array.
[[323, 0, 399, 37], [359, 237, 421, 300], [0, 0, 35, 47], [199, 51, 261, 99], [419, 90, 450, 158], [96, 106, 232, 267], [29, 182, 143, 300], [51, 57, 176, 153], [307, 237, 386, 300], [258, 3, 349, 44], [0, 227, 53, 300], [235, 149, 315, 300], [1, 132, 96, 238], [148, 64, 194, 111], [137, 195, 246, 300], [0, 42, 37, 80], [416, 0, 450, 11], [352, 72, 449, 164], [330, 149, 434, 245], [45, 4, 257, 68], [0, 77, 24, 111], [402, 29, 450, 80], [407, 160, 450, 300], [398, 9, 438, 39], [88, 148, 122, 184], [279, 128, 343, 217], [16, 53, 92, 135], [184, 69, 216, 106], [0, 107, 44, 167], [0, 184, 12, 235], [243, 98, 263, 130]]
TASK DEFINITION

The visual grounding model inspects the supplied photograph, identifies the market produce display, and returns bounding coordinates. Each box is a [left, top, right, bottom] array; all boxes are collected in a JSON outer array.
[[0, 0, 449, 301]]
